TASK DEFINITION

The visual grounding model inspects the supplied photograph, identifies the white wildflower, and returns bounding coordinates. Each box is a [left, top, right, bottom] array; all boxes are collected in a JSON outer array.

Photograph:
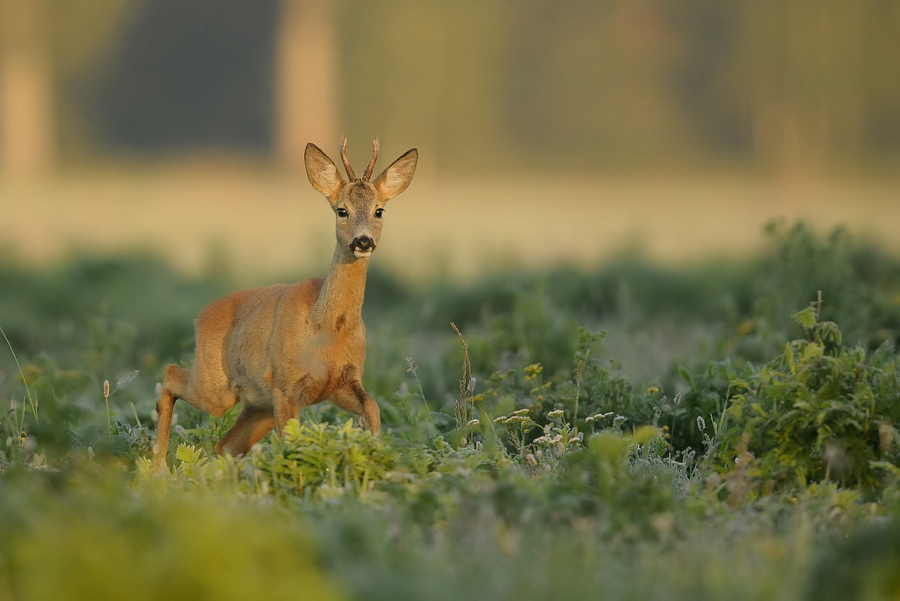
[[505, 416, 531, 425], [586, 411, 614, 423]]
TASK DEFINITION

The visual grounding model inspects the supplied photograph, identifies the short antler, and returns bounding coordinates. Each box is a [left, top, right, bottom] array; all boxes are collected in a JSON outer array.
[[339, 134, 380, 182], [362, 135, 379, 181], [339, 133, 357, 181]]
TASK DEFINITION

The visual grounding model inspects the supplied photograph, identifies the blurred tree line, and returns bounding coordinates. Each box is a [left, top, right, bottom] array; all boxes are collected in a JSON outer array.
[[1, 0, 898, 177]]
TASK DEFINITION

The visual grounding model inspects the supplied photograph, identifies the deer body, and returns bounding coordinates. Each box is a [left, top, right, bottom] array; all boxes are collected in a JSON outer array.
[[153, 137, 417, 472]]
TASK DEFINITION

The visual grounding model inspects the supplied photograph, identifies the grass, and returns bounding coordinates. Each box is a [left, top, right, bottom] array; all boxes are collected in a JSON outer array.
[[1, 220, 900, 599]]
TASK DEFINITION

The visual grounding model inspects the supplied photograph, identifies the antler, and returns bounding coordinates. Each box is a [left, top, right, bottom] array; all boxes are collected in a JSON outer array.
[[339, 133, 357, 181], [339, 134, 380, 181], [362, 135, 379, 181]]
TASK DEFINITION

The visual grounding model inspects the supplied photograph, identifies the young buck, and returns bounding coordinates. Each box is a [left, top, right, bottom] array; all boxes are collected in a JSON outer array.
[[153, 135, 417, 472]]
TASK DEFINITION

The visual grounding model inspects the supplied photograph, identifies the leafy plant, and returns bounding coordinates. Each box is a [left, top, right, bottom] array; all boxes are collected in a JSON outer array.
[[709, 298, 900, 492], [254, 419, 394, 500]]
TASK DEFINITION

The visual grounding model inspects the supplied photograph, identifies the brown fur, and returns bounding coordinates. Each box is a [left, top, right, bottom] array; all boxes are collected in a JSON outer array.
[[152, 138, 418, 472]]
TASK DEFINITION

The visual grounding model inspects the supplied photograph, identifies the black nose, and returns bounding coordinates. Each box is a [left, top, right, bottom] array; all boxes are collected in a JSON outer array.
[[351, 236, 374, 251]]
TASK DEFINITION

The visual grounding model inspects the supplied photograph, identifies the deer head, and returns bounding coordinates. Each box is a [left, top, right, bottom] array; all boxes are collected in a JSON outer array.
[[304, 135, 418, 259]]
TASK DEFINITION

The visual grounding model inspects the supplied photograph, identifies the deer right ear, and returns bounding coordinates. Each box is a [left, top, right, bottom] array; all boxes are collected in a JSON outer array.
[[305, 143, 344, 199]]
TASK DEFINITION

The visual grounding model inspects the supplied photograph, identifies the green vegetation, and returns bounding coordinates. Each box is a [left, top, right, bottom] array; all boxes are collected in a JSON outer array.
[[2, 221, 900, 600]]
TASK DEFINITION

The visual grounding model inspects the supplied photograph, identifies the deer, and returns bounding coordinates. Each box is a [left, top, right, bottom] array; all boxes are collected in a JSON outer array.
[[152, 135, 418, 472]]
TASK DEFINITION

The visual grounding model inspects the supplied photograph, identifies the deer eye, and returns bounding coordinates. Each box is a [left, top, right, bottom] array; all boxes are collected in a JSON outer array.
[[336, 208, 349, 217], [374, 208, 384, 218]]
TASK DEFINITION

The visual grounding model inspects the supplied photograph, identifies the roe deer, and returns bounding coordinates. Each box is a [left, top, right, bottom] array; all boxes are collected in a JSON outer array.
[[152, 135, 418, 472]]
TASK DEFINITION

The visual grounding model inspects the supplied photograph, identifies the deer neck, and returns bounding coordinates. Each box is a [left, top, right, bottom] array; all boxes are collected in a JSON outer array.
[[311, 243, 369, 330]]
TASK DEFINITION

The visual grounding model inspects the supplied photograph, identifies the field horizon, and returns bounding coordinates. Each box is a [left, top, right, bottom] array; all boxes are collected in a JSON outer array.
[[4, 167, 900, 284]]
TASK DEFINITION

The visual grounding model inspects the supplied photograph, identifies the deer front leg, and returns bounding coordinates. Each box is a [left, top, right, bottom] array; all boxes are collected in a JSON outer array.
[[216, 405, 276, 457], [331, 381, 381, 435]]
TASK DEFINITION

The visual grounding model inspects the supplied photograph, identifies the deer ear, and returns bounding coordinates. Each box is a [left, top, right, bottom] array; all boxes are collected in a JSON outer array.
[[373, 149, 417, 201], [305, 143, 344, 199]]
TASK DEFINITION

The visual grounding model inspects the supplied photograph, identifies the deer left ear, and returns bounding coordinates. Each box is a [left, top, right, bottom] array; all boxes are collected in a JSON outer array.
[[373, 149, 418, 201]]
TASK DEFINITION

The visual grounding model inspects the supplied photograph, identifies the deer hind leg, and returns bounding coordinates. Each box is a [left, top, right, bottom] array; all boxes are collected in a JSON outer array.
[[272, 385, 304, 436], [153, 364, 192, 473], [216, 405, 276, 457], [331, 382, 381, 435], [154, 363, 236, 472]]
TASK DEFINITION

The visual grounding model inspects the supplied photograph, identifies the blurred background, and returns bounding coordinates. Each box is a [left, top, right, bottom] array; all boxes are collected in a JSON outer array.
[[1, 0, 899, 281]]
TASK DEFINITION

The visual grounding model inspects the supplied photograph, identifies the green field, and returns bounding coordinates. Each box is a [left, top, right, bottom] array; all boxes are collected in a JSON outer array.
[[2, 220, 900, 600]]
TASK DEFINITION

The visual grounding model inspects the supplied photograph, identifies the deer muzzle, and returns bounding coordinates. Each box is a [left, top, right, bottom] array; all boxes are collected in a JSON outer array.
[[350, 235, 375, 257]]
